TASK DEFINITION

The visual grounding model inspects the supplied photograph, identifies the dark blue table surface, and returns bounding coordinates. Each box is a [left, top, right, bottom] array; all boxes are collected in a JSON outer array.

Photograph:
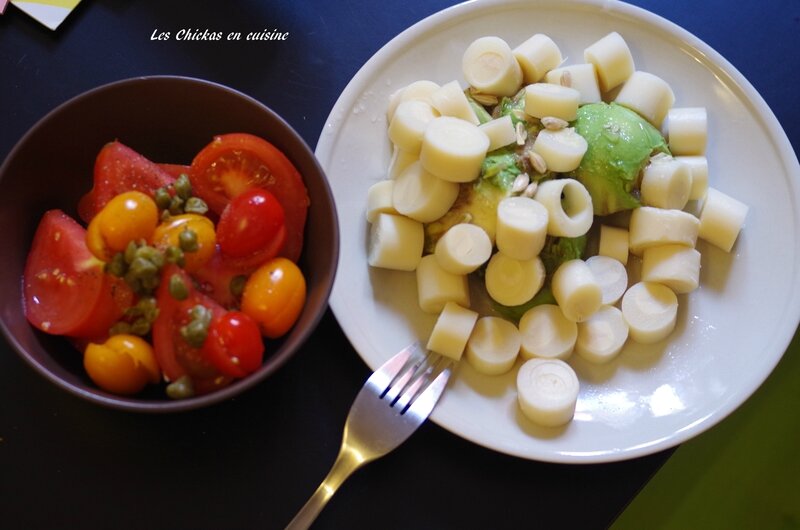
[[1, 1, 797, 529]]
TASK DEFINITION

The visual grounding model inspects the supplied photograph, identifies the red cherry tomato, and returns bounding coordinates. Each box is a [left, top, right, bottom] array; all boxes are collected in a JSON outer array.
[[217, 189, 286, 259], [203, 311, 264, 378], [23, 210, 133, 339], [189, 133, 309, 262]]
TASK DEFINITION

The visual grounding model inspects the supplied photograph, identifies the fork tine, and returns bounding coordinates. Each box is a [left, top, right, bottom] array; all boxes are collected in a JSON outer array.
[[382, 349, 431, 403], [404, 359, 452, 417], [365, 342, 419, 391], [286, 343, 451, 529], [393, 353, 441, 411], [378, 342, 425, 400], [382, 355, 421, 402]]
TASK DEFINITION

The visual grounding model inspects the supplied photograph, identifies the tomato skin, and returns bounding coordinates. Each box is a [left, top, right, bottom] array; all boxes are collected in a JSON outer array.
[[151, 214, 216, 272], [217, 189, 286, 259], [189, 133, 309, 262], [157, 163, 191, 179], [152, 265, 227, 385], [84, 334, 160, 395], [84, 141, 175, 222], [77, 191, 95, 225], [86, 191, 159, 261], [203, 312, 264, 378], [193, 244, 268, 310], [23, 210, 133, 339], [192, 246, 247, 309], [192, 375, 234, 396], [241, 257, 306, 339]]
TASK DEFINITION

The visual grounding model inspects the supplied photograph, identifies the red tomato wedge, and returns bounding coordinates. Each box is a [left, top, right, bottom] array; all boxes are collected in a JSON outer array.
[[189, 133, 309, 262], [193, 232, 285, 310], [23, 210, 133, 339], [77, 191, 95, 225], [157, 163, 191, 179], [81, 141, 176, 221], [152, 265, 228, 388], [192, 248, 243, 310]]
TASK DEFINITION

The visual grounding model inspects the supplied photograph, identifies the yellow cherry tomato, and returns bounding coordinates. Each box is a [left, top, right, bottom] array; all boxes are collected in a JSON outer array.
[[241, 257, 306, 339], [86, 191, 159, 261], [84, 334, 161, 395], [150, 213, 216, 272]]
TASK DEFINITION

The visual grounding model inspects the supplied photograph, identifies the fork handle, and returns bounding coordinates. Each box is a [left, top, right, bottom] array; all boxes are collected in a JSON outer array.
[[285, 445, 364, 530]]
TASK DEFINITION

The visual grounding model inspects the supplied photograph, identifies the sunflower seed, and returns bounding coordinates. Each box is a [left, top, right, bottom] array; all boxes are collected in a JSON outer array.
[[512, 109, 528, 122], [468, 89, 499, 107], [528, 151, 547, 174], [511, 172, 531, 194], [541, 116, 568, 130], [650, 152, 671, 164], [515, 122, 528, 145], [522, 182, 539, 198]]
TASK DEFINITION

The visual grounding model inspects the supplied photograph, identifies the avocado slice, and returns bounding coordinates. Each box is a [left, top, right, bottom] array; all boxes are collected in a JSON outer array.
[[423, 148, 515, 253], [571, 102, 670, 215]]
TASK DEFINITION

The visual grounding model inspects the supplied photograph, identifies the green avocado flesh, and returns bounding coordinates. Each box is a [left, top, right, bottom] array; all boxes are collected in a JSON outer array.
[[571, 102, 669, 215], [424, 146, 520, 253], [418, 99, 668, 321], [424, 90, 543, 252], [491, 235, 587, 322]]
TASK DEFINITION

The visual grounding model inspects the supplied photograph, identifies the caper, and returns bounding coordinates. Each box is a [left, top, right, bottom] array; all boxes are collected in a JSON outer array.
[[184, 197, 208, 215], [154, 187, 172, 210], [135, 245, 164, 268], [164, 246, 185, 267], [106, 252, 127, 277], [124, 240, 138, 264], [189, 304, 212, 324], [166, 375, 194, 400], [160, 209, 171, 223], [169, 274, 189, 300], [181, 319, 208, 348], [179, 228, 199, 253], [124, 273, 143, 295], [175, 174, 193, 199], [180, 304, 211, 348], [129, 256, 158, 278], [229, 275, 247, 298], [143, 306, 160, 323], [109, 321, 132, 335], [130, 318, 151, 336], [136, 297, 159, 321], [151, 251, 165, 269], [141, 274, 160, 291], [168, 195, 185, 215], [138, 296, 157, 310]]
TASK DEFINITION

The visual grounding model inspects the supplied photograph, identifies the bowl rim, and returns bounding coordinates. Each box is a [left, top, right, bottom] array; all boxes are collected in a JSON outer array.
[[0, 75, 340, 413]]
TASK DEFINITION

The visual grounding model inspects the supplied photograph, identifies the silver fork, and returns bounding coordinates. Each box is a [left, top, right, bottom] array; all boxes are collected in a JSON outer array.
[[285, 342, 452, 530]]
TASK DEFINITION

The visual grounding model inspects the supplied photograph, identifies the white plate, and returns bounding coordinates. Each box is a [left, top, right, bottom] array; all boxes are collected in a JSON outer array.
[[315, 0, 800, 463]]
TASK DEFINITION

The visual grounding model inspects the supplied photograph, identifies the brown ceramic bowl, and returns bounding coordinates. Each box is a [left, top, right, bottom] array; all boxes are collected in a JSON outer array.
[[0, 76, 338, 412]]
